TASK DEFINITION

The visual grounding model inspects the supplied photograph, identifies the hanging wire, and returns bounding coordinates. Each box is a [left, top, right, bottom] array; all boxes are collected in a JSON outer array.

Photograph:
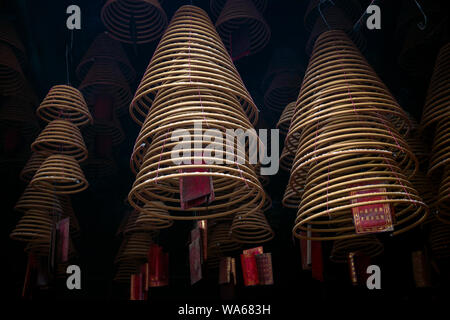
[[414, 0, 427, 30], [65, 29, 74, 85], [318, 0, 334, 30]]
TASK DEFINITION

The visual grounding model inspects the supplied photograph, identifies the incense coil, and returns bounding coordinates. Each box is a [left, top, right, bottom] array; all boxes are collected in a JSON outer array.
[[263, 72, 302, 113], [230, 208, 274, 244], [0, 21, 27, 69], [436, 168, 450, 224], [210, 0, 267, 20], [82, 118, 124, 147], [114, 260, 140, 283], [129, 5, 258, 126], [19, 152, 46, 182], [430, 221, 450, 259], [292, 150, 428, 240], [276, 101, 296, 136], [115, 232, 154, 263], [0, 97, 40, 141], [9, 209, 53, 243], [428, 120, 450, 176], [421, 42, 450, 130], [410, 171, 438, 223], [0, 42, 25, 96], [76, 32, 136, 82], [82, 157, 118, 181], [101, 0, 167, 44], [36, 85, 92, 127], [78, 60, 132, 116], [279, 145, 296, 172], [31, 120, 88, 163], [30, 154, 89, 194], [134, 202, 174, 230], [15, 184, 63, 215], [215, 0, 271, 57], [282, 183, 302, 209], [207, 221, 241, 268], [119, 210, 160, 237], [330, 234, 384, 263]]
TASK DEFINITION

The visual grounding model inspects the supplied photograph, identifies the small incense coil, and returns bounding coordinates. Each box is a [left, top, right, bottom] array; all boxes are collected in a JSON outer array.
[[436, 168, 450, 224], [120, 210, 160, 237], [210, 0, 267, 20], [78, 60, 132, 116], [428, 120, 450, 176], [0, 21, 27, 69], [134, 202, 174, 230], [0, 42, 25, 96], [113, 260, 140, 283], [115, 232, 154, 263], [330, 233, 384, 263], [82, 118, 124, 147], [230, 208, 274, 244], [30, 154, 89, 194], [263, 72, 302, 113], [76, 32, 136, 82], [279, 145, 296, 172], [36, 85, 92, 127], [9, 209, 53, 243], [207, 221, 241, 269], [254, 163, 270, 187], [292, 150, 428, 240], [407, 135, 430, 168], [100, 0, 167, 44], [129, 5, 258, 126], [276, 101, 296, 136], [19, 152, 46, 182], [430, 221, 450, 259], [421, 42, 450, 131], [215, 0, 271, 57], [15, 184, 63, 215], [31, 120, 88, 163], [282, 182, 302, 209], [0, 97, 40, 141]]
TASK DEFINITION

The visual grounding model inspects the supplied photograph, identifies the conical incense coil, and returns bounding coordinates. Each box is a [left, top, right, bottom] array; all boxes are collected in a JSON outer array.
[[330, 233, 384, 263], [428, 120, 450, 176], [292, 150, 428, 240], [421, 42, 450, 131], [0, 21, 27, 69], [410, 171, 438, 225], [276, 101, 296, 137], [0, 97, 40, 141], [129, 5, 258, 126], [15, 184, 63, 215], [231, 208, 274, 244], [263, 72, 302, 113], [25, 237, 77, 260], [215, 0, 271, 57], [207, 221, 241, 269], [115, 232, 154, 263], [210, 0, 267, 20], [31, 120, 88, 163], [134, 202, 174, 230], [19, 152, 46, 182], [101, 0, 167, 44], [0, 42, 25, 96], [78, 60, 132, 116], [36, 85, 92, 127], [282, 182, 302, 209], [279, 145, 296, 172], [10, 209, 53, 243], [30, 154, 89, 194], [430, 221, 450, 259], [118, 210, 160, 237], [76, 32, 136, 82], [113, 260, 140, 283], [436, 168, 450, 224]]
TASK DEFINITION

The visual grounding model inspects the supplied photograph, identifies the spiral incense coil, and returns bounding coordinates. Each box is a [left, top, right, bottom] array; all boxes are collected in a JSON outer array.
[[263, 72, 302, 113], [82, 118, 124, 147], [36, 85, 92, 127], [428, 120, 450, 176], [101, 0, 167, 44], [207, 221, 241, 268], [15, 184, 63, 215], [282, 183, 302, 209], [276, 101, 296, 137], [330, 234, 384, 263], [115, 232, 154, 263], [0, 97, 40, 141], [30, 154, 89, 194], [129, 5, 258, 126], [279, 145, 296, 172], [407, 135, 430, 168], [76, 32, 136, 82], [120, 210, 160, 237], [436, 168, 450, 223], [430, 221, 450, 259], [253, 163, 270, 187], [19, 152, 46, 183], [79, 60, 132, 116], [215, 0, 271, 57], [410, 171, 438, 216], [114, 260, 140, 283], [134, 202, 174, 230], [210, 0, 267, 20], [421, 42, 450, 130], [231, 208, 274, 244], [0, 42, 25, 96], [0, 21, 27, 69], [31, 120, 88, 163], [292, 150, 428, 240], [9, 209, 53, 243]]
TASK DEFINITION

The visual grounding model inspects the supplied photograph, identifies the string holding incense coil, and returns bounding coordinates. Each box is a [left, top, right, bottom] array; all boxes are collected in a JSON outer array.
[[276, 101, 296, 137], [30, 154, 89, 194], [207, 221, 241, 269], [78, 60, 132, 117], [210, 0, 267, 20], [230, 207, 274, 244], [36, 85, 92, 127], [0, 42, 25, 96], [430, 221, 450, 259], [0, 97, 40, 141], [15, 184, 63, 215], [0, 21, 27, 69], [31, 120, 88, 163], [19, 152, 46, 182], [215, 0, 271, 57], [100, 0, 167, 44], [76, 32, 136, 83], [129, 5, 258, 126], [263, 72, 302, 113], [9, 209, 53, 243], [330, 233, 384, 263]]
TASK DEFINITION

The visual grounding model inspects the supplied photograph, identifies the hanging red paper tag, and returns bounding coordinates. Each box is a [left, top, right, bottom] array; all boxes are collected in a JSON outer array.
[[94, 95, 113, 121], [219, 257, 237, 285], [22, 253, 37, 299], [130, 272, 144, 300], [189, 237, 202, 285], [348, 252, 371, 286], [256, 253, 274, 285], [243, 246, 264, 256], [179, 166, 215, 210], [147, 244, 169, 287], [198, 220, 208, 261], [311, 240, 324, 282], [56, 217, 70, 263], [241, 253, 259, 286]]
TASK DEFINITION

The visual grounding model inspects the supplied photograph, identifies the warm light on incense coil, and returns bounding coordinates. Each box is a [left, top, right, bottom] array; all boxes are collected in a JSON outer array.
[[0, 21, 27, 69], [210, 0, 267, 20], [129, 5, 259, 126], [135, 202, 174, 230], [0, 97, 40, 141], [263, 72, 302, 113], [76, 32, 136, 82], [9, 209, 53, 243], [276, 101, 296, 137], [207, 221, 241, 268], [215, 0, 271, 57], [30, 154, 89, 194], [36, 85, 92, 127], [100, 0, 167, 44], [421, 42, 450, 131], [430, 221, 450, 259], [19, 152, 46, 182], [78, 60, 132, 116], [0, 42, 25, 96], [330, 234, 384, 263], [31, 120, 88, 163], [292, 151, 428, 240], [14, 184, 63, 215], [231, 208, 274, 244], [428, 120, 450, 176]]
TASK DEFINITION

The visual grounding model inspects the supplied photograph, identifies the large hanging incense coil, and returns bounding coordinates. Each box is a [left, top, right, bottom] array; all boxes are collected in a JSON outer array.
[[30, 154, 89, 194], [210, 0, 267, 20], [0, 42, 25, 96], [430, 221, 450, 259], [230, 208, 274, 244], [14, 184, 62, 215], [276, 101, 296, 137], [19, 152, 46, 182], [36, 85, 92, 127], [292, 150, 428, 240], [421, 42, 450, 131], [0, 97, 40, 141], [31, 120, 88, 163], [428, 120, 450, 176], [78, 60, 132, 117], [0, 21, 27, 69], [115, 232, 154, 263], [207, 221, 241, 269], [215, 0, 271, 57], [263, 72, 302, 113], [9, 209, 53, 243], [330, 233, 384, 263], [100, 0, 167, 44], [129, 5, 259, 126], [76, 32, 136, 83]]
